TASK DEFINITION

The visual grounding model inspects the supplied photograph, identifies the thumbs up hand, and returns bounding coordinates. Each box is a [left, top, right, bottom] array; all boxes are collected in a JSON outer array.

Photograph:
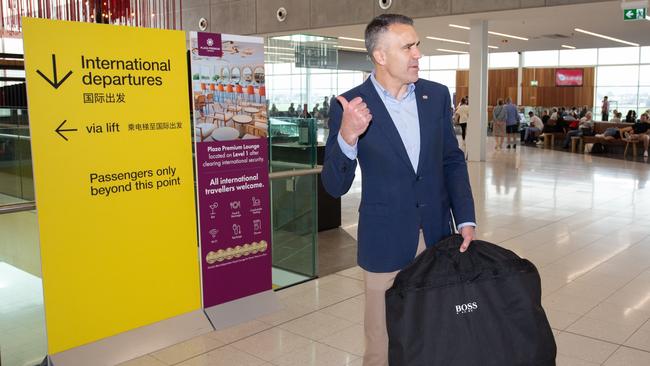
[[337, 96, 372, 146]]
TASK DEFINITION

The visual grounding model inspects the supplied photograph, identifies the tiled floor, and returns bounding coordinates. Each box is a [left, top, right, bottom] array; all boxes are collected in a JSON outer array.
[[116, 141, 650, 365], [5, 138, 650, 365]]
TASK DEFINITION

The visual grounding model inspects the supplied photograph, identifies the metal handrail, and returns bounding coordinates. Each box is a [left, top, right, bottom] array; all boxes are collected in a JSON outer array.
[[0, 201, 36, 214], [269, 165, 322, 179], [0, 132, 30, 140]]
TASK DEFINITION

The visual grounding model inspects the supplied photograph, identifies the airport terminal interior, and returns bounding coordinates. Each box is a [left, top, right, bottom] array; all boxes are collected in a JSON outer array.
[[2, 0, 650, 365]]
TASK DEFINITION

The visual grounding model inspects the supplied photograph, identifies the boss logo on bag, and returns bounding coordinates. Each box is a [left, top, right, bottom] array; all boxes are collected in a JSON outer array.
[[455, 302, 478, 315]]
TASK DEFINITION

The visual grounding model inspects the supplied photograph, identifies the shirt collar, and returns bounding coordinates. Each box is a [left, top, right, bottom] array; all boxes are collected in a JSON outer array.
[[370, 71, 415, 102]]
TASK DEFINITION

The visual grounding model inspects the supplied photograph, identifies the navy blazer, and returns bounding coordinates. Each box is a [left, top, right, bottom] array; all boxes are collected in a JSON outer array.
[[322, 77, 476, 272]]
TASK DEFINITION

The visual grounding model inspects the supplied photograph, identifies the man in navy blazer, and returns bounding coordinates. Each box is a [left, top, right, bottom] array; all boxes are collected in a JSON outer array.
[[322, 14, 476, 366]]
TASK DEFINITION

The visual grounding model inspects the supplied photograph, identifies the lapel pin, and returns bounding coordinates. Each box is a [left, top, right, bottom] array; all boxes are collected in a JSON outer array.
[[423, 95, 428, 100]]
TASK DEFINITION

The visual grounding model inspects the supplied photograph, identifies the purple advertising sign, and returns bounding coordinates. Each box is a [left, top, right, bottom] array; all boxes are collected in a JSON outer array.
[[198, 32, 223, 57], [196, 139, 271, 307]]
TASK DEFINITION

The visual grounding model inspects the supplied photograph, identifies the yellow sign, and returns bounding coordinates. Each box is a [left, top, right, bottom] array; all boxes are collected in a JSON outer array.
[[23, 18, 201, 354]]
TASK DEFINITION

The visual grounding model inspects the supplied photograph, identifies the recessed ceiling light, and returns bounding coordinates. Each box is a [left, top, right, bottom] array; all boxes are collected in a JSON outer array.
[[449, 24, 470, 30], [335, 45, 367, 51], [449, 24, 528, 41], [436, 48, 468, 54], [561, 45, 576, 49], [426, 36, 469, 45], [487, 31, 528, 41], [427, 36, 499, 49], [574, 28, 639, 47], [338, 36, 365, 42]]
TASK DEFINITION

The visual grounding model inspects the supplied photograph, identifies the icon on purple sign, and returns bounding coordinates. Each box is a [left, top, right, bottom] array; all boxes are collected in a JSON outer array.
[[209, 229, 219, 238], [230, 201, 241, 210], [251, 197, 261, 207], [253, 219, 262, 232], [210, 202, 219, 215], [232, 224, 241, 236]]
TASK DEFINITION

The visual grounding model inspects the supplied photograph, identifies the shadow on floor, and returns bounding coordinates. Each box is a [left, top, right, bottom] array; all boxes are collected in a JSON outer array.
[[318, 227, 358, 277]]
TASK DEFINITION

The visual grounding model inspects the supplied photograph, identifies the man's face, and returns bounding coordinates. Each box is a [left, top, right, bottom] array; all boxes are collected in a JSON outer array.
[[374, 23, 422, 84]]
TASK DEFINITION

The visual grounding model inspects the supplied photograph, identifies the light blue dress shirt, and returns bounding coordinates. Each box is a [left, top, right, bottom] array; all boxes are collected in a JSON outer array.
[[336, 73, 475, 231]]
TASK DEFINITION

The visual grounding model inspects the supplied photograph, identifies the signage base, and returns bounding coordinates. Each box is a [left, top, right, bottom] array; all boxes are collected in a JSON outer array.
[[48, 310, 212, 366], [205, 290, 282, 330]]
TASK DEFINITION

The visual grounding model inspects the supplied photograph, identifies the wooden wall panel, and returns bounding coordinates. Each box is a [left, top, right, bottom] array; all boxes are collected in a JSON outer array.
[[521, 67, 594, 107], [455, 67, 595, 108], [455, 69, 517, 106]]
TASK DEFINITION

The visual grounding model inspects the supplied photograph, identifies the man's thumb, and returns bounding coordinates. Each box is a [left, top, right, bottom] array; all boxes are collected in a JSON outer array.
[[336, 95, 349, 110]]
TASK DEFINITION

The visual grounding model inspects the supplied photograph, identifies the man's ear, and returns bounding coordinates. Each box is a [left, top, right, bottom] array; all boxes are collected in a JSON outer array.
[[373, 48, 386, 66]]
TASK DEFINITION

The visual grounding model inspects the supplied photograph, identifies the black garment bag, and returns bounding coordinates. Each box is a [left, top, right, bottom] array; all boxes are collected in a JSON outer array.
[[386, 235, 556, 366]]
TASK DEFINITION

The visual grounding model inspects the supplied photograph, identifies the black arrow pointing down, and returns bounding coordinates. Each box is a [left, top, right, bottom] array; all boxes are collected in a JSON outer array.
[[55, 120, 77, 141], [37, 54, 73, 89]]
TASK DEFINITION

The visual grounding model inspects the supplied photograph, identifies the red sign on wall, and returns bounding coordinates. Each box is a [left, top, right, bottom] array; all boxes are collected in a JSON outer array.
[[555, 69, 584, 86]]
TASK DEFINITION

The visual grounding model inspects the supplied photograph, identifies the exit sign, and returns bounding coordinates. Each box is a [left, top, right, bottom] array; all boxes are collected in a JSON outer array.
[[623, 8, 646, 20]]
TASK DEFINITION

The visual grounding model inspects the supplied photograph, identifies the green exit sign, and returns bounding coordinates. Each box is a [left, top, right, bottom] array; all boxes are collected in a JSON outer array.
[[624, 8, 646, 20]]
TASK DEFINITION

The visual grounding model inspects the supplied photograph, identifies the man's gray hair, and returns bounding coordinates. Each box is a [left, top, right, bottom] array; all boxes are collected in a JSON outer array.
[[364, 14, 414, 62]]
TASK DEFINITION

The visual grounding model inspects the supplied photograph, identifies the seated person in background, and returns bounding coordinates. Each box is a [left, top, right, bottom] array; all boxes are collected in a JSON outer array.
[[597, 127, 622, 140], [541, 110, 550, 125], [620, 113, 650, 157], [543, 108, 559, 133], [626, 110, 637, 123], [564, 113, 579, 130], [556, 108, 569, 133], [563, 112, 594, 149], [270, 103, 279, 116], [312, 103, 321, 118], [524, 111, 544, 143], [610, 111, 622, 123]]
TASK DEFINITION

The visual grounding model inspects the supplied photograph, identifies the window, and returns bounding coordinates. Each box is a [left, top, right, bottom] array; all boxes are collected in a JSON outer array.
[[598, 47, 640, 65], [595, 86, 639, 112], [642, 46, 650, 64], [523, 50, 558, 67], [419, 56, 431, 70], [638, 87, 650, 112], [428, 55, 459, 70], [489, 52, 519, 68], [1, 38, 23, 53], [310, 73, 333, 89], [458, 55, 469, 69], [559, 48, 597, 66], [640, 65, 650, 86], [427, 70, 456, 88], [596, 65, 639, 86]]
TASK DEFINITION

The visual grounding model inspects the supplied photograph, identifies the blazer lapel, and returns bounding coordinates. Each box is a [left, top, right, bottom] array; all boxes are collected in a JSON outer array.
[[359, 78, 415, 175], [415, 81, 433, 175]]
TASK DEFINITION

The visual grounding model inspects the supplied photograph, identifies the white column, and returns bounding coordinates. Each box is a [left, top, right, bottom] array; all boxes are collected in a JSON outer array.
[[466, 19, 488, 162]]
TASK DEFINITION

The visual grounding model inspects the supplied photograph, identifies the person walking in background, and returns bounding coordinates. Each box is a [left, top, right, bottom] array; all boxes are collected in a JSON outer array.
[[492, 99, 507, 150], [601, 96, 610, 121], [504, 97, 520, 149], [322, 14, 476, 366], [454, 97, 470, 143]]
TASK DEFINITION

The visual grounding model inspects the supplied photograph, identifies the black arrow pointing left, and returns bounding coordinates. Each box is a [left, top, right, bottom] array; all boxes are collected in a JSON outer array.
[[37, 54, 73, 89], [55, 120, 77, 141]]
